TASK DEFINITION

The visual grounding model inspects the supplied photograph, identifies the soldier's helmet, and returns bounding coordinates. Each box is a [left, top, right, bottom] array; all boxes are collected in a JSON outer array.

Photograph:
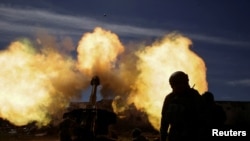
[[202, 91, 214, 103], [169, 71, 189, 86]]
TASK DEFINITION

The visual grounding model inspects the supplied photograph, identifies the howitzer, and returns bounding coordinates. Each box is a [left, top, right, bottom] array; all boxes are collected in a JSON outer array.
[[87, 76, 100, 141], [60, 76, 117, 141]]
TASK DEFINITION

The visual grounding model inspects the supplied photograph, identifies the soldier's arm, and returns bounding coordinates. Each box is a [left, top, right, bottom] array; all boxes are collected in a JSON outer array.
[[160, 96, 170, 141]]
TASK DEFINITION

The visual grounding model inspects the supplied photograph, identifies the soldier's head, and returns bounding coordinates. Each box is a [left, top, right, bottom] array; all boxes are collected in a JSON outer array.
[[202, 91, 214, 104], [169, 71, 190, 93]]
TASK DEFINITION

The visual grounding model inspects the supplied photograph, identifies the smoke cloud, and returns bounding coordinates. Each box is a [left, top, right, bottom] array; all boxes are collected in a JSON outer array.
[[0, 27, 207, 130]]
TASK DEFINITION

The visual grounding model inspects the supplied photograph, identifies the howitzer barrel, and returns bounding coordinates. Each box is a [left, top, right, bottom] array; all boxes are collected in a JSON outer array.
[[89, 76, 100, 108]]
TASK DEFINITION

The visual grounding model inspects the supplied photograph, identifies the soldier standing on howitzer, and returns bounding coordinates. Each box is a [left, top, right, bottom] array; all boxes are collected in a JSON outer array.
[[160, 71, 204, 141]]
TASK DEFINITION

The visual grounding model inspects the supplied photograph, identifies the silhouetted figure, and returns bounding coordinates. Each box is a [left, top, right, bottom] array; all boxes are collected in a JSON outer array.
[[202, 91, 226, 132], [131, 128, 149, 141], [160, 71, 203, 141]]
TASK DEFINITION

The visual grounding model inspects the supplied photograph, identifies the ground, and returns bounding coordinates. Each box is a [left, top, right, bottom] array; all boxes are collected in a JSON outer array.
[[0, 132, 160, 141]]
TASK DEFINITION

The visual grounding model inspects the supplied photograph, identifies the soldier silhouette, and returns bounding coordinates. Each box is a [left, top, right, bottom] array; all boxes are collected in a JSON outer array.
[[160, 71, 203, 141], [202, 91, 227, 134]]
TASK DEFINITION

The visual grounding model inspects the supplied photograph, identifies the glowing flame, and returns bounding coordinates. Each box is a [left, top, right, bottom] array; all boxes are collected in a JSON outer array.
[[0, 27, 207, 131], [0, 38, 86, 126], [77, 27, 124, 77], [77, 27, 127, 98], [127, 33, 208, 130], [77, 28, 207, 130]]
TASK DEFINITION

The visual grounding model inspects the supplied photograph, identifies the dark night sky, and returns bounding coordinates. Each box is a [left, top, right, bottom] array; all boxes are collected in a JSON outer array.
[[0, 0, 250, 101]]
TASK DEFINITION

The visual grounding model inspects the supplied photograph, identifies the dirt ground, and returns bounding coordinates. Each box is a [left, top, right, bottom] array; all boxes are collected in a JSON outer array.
[[0, 134, 59, 141], [0, 132, 159, 141]]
